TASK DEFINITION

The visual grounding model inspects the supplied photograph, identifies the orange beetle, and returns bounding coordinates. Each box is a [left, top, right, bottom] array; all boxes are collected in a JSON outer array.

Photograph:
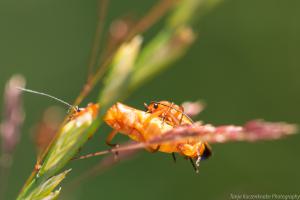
[[104, 102, 212, 171]]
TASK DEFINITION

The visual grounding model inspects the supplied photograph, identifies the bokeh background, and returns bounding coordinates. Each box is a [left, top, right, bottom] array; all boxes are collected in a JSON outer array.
[[1, 0, 300, 199]]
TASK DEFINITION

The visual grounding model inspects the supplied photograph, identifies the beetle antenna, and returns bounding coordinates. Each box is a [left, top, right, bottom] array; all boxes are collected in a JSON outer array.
[[16, 87, 78, 111]]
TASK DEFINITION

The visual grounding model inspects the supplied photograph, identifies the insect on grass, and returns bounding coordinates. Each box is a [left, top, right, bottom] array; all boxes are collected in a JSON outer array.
[[18, 86, 298, 175], [144, 101, 211, 166], [16, 87, 100, 169], [17, 87, 211, 172], [96, 102, 211, 172]]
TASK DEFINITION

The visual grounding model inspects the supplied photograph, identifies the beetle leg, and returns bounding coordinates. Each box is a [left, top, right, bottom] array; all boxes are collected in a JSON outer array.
[[167, 113, 181, 126], [146, 145, 160, 153], [177, 143, 205, 173], [177, 142, 205, 157], [161, 102, 173, 124], [189, 157, 198, 173], [178, 105, 185, 125], [106, 129, 119, 147], [172, 152, 177, 163], [106, 130, 120, 160]]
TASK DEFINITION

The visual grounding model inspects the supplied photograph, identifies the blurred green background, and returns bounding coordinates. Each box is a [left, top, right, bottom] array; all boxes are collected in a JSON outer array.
[[1, 0, 300, 199]]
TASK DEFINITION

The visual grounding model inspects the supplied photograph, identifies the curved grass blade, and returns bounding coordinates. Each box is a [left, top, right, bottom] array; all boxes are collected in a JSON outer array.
[[19, 169, 70, 200]]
